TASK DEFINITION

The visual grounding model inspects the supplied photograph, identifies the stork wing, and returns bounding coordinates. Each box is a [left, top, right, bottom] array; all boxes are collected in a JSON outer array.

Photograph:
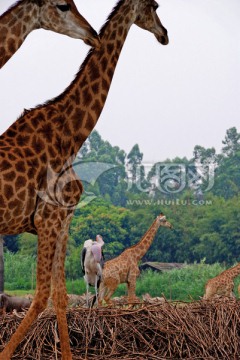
[[100, 249, 105, 270], [81, 247, 87, 274]]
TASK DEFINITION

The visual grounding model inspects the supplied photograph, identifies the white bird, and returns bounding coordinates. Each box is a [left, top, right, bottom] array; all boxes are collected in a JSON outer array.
[[81, 235, 104, 307]]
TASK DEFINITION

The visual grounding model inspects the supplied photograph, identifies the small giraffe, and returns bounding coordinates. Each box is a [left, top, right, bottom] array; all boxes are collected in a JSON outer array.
[[0, 1, 168, 358], [99, 213, 173, 305], [204, 263, 240, 299], [0, 0, 100, 69]]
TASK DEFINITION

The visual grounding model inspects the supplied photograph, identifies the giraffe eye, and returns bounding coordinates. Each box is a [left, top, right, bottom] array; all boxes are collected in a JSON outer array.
[[56, 4, 71, 12]]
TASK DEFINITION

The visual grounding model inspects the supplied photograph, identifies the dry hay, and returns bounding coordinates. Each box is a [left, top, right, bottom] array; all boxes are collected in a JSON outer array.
[[0, 298, 240, 359]]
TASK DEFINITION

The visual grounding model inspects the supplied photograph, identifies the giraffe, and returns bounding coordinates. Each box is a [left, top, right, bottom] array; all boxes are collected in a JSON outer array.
[[203, 262, 240, 300], [0, 0, 100, 69], [99, 213, 173, 305], [0, 0, 168, 358]]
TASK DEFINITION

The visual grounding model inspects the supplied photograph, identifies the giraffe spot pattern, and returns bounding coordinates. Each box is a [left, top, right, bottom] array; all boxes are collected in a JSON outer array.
[[3, 171, 16, 182], [4, 184, 14, 200], [15, 175, 27, 188], [7, 38, 16, 53], [91, 100, 101, 115], [15, 161, 26, 173], [82, 88, 93, 107], [39, 123, 54, 142], [1, 159, 12, 171]]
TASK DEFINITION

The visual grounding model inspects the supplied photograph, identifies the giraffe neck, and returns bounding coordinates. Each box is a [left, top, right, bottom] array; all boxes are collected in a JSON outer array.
[[0, 0, 40, 68], [1, 0, 138, 170], [129, 219, 161, 262], [224, 263, 240, 280], [51, 0, 136, 159]]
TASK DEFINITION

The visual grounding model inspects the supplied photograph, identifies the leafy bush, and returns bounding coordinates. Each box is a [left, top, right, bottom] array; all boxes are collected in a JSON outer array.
[[4, 251, 36, 290]]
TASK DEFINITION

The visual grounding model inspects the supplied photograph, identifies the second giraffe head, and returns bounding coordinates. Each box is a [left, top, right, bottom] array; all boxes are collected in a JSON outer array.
[[134, 0, 168, 45], [157, 213, 173, 229]]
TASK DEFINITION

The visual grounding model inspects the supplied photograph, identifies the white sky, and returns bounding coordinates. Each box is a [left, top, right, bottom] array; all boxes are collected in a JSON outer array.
[[0, 0, 239, 163]]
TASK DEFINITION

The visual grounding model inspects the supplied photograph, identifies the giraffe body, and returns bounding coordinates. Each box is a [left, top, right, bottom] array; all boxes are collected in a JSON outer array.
[[204, 263, 240, 299], [0, 0, 168, 358], [0, 0, 100, 69], [99, 214, 172, 304]]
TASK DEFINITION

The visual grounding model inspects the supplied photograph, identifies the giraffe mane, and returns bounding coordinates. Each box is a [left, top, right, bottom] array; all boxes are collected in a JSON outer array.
[[0, 0, 42, 19], [111, 218, 158, 258], [14, 0, 126, 118], [0, 1, 22, 18], [98, 0, 125, 38]]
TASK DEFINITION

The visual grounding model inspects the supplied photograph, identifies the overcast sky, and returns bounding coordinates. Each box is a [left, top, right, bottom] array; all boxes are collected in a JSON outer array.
[[0, 0, 239, 163]]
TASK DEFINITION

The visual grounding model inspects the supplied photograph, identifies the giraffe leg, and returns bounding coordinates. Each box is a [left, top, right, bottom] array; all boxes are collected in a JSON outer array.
[[127, 277, 139, 303], [0, 213, 56, 360], [103, 278, 119, 305], [127, 266, 140, 303], [98, 282, 105, 306], [51, 213, 73, 360], [104, 288, 116, 304]]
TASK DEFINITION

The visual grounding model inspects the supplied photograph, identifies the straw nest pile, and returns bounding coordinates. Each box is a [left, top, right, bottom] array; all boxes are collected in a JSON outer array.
[[0, 297, 240, 359]]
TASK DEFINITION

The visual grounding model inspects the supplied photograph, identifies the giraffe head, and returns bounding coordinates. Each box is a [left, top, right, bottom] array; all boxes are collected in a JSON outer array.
[[134, 0, 168, 45], [37, 0, 100, 47], [157, 213, 173, 229]]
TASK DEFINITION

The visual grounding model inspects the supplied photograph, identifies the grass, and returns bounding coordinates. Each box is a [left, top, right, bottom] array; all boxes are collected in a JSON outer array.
[[4, 256, 240, 301], [68, 262, 240, 301]]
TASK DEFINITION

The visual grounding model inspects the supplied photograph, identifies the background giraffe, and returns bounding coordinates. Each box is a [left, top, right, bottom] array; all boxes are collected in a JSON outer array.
[[204, 262, 240, 299], [99, 213, 173, 305], [0, 0, 168, 358], [0, 0, 100, 69]]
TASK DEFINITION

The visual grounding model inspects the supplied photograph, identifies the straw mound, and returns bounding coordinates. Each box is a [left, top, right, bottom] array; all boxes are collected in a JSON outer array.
[[0, 298, 240, 359]]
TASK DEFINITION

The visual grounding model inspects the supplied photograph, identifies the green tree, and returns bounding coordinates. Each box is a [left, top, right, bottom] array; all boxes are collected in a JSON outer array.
[[222, 127, 240, 156], [3, 235, 19, 253], [213, 128, 240, 199], [193, 145, 218, 165], [72, 198, 130, 259], [77, 131, 128, 206], [18, 233, 37, 257], [127, 144, 144, 191]]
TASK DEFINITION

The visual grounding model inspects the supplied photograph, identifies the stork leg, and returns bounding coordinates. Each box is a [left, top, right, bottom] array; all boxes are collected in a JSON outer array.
[[85, 277, 90, 307], [92, 276, 101, 307]]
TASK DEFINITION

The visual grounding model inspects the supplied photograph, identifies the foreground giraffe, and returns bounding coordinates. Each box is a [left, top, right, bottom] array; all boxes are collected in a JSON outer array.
[[204, 263, 240, 300], [0, 0, 100, 69], [99, 213, 173, 304], [0, 0, 168, 358]]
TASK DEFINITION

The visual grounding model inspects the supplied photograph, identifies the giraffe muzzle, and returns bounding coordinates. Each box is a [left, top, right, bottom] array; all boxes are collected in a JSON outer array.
[[155, 27, 169, 45], [84, 30, 101, 48]]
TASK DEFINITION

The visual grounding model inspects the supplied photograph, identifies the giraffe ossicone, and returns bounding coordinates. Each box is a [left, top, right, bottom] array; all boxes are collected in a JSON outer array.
[[0, 0, 168, 358]]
